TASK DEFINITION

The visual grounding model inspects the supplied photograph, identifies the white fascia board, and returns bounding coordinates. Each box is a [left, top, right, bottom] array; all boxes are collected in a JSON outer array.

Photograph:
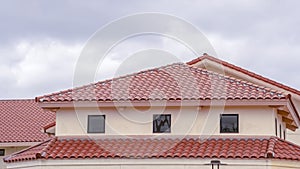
[[38, 99, 288, 108]]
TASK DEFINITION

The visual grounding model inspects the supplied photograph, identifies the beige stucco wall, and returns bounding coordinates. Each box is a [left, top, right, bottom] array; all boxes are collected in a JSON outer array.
[[6, 158, 300, 169], [0, 146, 28, 169], [55, 105, 285, 138]]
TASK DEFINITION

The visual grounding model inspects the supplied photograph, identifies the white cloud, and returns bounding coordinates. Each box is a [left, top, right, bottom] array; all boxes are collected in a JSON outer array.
[[0, 39, 82, 98], [95, 34, 198, 81]]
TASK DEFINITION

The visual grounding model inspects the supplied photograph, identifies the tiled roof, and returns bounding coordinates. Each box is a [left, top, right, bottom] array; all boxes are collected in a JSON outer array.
[[37, 63, 286, 102], [4, 136, 300, 162], [0, 99, 55, 142], [187, 54, 300, 96]]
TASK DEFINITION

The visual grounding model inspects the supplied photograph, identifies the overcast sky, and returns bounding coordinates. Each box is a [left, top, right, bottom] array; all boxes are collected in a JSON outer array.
[[1, 0, 300, 99]]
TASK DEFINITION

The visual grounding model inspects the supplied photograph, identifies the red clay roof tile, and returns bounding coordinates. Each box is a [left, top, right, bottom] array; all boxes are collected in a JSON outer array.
[[0, 99, 55, 142], [4, 136, 300, 162], [36, 63, 286, 103], [187, 54, 300, 96]]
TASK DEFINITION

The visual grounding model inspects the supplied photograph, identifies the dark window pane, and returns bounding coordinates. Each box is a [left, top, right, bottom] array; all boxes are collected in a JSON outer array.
[[88, 115, 105, 133], [220, 114, 239, 133], [153, 114, 171, 133], [275, 118, 278, 136], [280, 124, 282, 138], [0, 149, 5, 156]]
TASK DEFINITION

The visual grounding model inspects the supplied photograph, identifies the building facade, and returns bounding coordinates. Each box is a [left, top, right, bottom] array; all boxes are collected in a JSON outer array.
[[3, 55, 300, 168]]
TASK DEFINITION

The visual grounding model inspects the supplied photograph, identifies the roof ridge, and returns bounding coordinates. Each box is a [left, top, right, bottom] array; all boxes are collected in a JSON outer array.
[[266, 136, 277, 158], [187, 54, 300, 96], [37, 137, 57, 158]]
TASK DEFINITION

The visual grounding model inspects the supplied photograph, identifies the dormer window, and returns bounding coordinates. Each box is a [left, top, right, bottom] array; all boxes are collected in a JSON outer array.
[[87, 115, 105, 133], [153, 114, 171, 133], [220, 114, 239, 133]]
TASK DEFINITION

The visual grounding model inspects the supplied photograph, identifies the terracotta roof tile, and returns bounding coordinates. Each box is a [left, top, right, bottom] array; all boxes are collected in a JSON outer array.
[[0, 99, 55, 142], [4, 136, 300, 162], [37, 63, 286, 102], [187, 54, 300, 96]]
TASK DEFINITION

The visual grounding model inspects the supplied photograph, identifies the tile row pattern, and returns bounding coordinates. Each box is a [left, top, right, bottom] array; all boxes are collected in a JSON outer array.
[[187, 54, 300, 96], [0, 99, 55, 142], [4, 136, 300, 162], [37, 63, 286, 102]]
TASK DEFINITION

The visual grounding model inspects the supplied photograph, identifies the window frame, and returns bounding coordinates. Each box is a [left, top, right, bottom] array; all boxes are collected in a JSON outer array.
[[0, 149, 5, 156], [220, 114, 239, 133], [87, 115, 106, 134], [153, 114, 171, 133]]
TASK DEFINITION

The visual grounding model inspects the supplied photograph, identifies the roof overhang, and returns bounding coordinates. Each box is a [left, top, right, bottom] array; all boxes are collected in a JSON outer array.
[[38, 99, 290, 109], [0, 142, 41, 147]]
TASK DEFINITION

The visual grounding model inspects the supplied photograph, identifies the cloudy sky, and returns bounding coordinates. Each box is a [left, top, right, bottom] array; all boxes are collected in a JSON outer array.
[[1, 0, 300, 99]]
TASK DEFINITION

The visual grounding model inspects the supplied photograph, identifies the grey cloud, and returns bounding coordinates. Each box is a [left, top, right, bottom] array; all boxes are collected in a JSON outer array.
[[0, 0, 300, 98]]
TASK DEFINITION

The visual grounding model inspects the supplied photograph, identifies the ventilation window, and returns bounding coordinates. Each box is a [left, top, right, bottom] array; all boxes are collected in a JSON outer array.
[[279, 124, 282, 138], [87, 115, 105, 133], [0, 149, 5, 156], [220, 114, 239, 133], [275, 118, 278, 136], [153, 114, 171, 133]]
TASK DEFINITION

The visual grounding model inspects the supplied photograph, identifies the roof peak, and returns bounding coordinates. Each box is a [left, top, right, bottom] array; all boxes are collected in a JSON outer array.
[[187, 54, 300, 96]]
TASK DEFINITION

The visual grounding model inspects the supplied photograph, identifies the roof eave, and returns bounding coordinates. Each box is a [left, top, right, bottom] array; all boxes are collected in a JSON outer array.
[[38, 99, 289, 109], [0, 142, 43, 147]]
